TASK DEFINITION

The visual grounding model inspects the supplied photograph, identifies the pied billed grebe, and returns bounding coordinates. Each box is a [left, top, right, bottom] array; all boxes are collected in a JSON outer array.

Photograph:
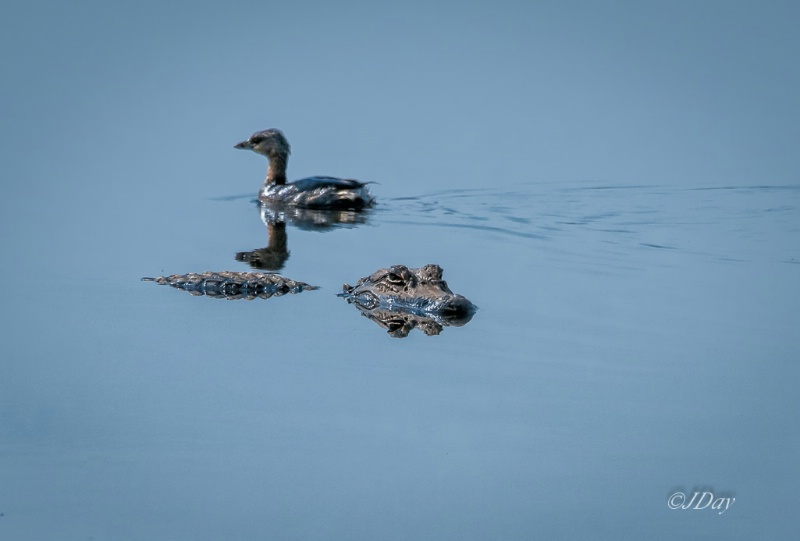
[[234, 128, 374, 210]]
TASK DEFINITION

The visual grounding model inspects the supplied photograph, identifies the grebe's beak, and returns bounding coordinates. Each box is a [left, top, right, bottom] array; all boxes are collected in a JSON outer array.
[[234, 140, 251, 150]]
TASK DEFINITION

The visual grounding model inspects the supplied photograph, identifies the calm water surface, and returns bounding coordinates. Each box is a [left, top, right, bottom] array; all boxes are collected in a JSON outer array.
[[2, 2, 800, 539], [2, 179, 798, 540]]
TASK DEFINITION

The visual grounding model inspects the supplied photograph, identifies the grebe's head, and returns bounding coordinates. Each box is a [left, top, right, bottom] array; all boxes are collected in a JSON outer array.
[[234, 128, 291, 159]]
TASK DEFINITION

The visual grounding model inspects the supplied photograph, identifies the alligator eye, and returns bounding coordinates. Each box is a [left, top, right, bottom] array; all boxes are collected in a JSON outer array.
[[386, 273, 404, 285]]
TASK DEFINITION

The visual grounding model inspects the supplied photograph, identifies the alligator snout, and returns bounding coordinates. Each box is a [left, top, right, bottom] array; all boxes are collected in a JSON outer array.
[[437, 294, 477, 320]]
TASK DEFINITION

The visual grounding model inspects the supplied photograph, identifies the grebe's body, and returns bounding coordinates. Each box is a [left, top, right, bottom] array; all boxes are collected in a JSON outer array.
[[235, 129, 374, 210], [260, 175, 373, 209]]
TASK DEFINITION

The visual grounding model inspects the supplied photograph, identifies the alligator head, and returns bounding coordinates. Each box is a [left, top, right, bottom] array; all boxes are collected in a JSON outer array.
[[339, 264, 476, 337]]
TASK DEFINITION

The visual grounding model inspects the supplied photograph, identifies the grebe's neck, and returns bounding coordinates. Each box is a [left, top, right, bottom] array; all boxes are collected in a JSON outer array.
[[268, 222, 287, 251], [266, 153, 289, 185]]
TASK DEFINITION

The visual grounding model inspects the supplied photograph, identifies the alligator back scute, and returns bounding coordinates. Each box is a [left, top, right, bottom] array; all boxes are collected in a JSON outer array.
[[142, 271, 318, 300]]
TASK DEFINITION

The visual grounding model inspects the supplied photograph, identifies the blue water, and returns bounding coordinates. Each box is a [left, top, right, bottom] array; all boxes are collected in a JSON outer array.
[[2, 2, 800, 540]]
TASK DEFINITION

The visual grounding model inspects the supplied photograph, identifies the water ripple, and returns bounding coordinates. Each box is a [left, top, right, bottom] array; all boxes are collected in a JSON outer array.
[[380, 184, 800, 265]]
